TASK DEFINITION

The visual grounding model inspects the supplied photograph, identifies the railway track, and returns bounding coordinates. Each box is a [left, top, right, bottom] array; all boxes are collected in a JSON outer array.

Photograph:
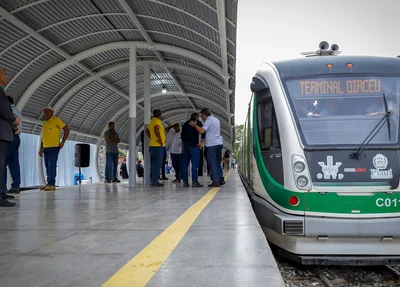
[[275, 253, 400, 287], [385, 265, 400, 278]]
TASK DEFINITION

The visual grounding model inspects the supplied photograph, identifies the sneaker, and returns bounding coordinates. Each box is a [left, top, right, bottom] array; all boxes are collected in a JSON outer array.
[[112, 179, 121, 183], [0, 191, 14, 199], [40, 185, 48, 190], [219, 180, 226, 186], [105, 180, 111, 183], [150, 183, 164, 187], [192, 182, 203, 188], [161, 177, 169, 180], [208, 183, 221, 188], [172, 179, 180, 183], [183, 182, 190, 187], [44, 186, 56, 191], [7, 187, 20, 194], [0, 198, 15, 207]]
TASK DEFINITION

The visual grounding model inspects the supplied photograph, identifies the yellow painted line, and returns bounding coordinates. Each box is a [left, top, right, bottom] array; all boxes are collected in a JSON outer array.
[[102, 171, 231, 287]]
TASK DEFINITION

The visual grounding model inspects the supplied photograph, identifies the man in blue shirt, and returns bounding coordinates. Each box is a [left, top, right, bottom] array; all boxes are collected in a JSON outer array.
[[190, 108, 224, 187], [0, 67, 17, 206], [1, 96, 22, 194], [181, 113, 205, 188]]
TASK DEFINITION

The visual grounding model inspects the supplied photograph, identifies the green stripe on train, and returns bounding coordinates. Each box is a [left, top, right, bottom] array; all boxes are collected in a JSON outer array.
[[252, 93, 400, 215]]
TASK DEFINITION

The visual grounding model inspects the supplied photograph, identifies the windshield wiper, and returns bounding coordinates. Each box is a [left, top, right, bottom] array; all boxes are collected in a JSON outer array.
[[383, 93, 392, 141], [349, 93, 392, 160]]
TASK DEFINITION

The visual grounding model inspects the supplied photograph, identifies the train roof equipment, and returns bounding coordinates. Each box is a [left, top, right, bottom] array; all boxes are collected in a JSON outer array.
[[301, 41, 342, 57]]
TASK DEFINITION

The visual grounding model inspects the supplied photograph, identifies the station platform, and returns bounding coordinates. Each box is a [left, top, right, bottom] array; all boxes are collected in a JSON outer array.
[[0, 171, 285, 287]]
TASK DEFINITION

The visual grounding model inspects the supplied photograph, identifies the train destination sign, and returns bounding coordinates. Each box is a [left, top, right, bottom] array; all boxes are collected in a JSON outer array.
[[299, 79, 381, 95]]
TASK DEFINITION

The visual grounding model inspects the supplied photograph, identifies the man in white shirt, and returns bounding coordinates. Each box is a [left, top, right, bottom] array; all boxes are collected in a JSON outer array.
[[166, 123, 183, 183], [190, 108, 225, 187]]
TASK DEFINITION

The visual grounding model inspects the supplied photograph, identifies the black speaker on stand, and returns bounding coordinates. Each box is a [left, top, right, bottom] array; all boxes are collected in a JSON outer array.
[[74, 144, 90, 185]]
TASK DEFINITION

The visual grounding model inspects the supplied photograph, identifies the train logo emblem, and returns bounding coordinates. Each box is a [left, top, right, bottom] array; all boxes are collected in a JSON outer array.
[[317, 156, 344, 180], [371, 154, 392, 179]]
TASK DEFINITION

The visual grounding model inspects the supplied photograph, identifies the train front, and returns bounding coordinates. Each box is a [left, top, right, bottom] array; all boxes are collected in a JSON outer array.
[[264, 56, 400, 265]]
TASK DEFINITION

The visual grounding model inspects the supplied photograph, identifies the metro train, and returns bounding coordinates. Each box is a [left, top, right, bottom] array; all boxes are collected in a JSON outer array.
[[238, 42, 400, 265]]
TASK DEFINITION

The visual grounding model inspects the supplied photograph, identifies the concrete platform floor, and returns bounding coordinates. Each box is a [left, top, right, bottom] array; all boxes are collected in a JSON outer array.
[[0, 171, 285, 287]]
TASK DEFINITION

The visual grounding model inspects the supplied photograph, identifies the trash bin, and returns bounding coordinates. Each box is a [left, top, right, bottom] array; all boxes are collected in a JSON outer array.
[[74, 173, 84, 185]]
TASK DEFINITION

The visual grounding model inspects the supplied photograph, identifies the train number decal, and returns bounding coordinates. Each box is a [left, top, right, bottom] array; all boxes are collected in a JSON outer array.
[[376, 198, 400, 208]]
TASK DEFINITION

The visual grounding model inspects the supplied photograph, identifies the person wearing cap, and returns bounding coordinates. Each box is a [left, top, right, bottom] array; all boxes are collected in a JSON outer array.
[[190, 108, 224, 187], [1, 96, 23, 194], [0, 67, 17, 206], [38, 106, 70, 191], [145, 109, 165, 187]]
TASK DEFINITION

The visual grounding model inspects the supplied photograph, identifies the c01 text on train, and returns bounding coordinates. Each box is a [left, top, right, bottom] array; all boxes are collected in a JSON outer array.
[[238, 42, 400, 265]]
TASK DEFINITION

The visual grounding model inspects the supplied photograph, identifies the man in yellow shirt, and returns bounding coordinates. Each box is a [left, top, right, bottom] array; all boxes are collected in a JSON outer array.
[[38, 106, 70, 191], [145, 109, 165, 186]]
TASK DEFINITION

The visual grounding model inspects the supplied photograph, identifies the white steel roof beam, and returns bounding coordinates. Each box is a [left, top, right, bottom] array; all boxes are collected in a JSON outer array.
[[197, 0, 237, 28], [42, 59, 223, 119], [5, 49, 53, 90], [55, 28, 233, 61], [17, 41, 223, 112], [52, 60, 224, 117], [7, 0, 236, 30], [0, 7, 128, 107], [36, 12, 235, 47], [216, 0, 229, 81], [216, 0, 233, 137], [117, 0, 196, 110], [3, 13, 235, 48]]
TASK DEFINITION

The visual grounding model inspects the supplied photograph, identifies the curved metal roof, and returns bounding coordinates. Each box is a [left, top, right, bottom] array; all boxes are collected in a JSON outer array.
[[0, 0, 237, 150]]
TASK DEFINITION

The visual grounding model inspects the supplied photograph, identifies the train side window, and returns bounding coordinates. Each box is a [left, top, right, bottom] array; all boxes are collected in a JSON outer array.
[[258, 101, 272, 149], [271, 109, 281, 148], [258, 96, 281, 149]]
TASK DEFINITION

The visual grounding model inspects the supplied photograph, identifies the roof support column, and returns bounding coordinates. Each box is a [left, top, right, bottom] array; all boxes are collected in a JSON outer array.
[[143, 63, 151, 185], [225, 89, 232, 136], [128, 44, 137, 188], [216, 0, 233, 141]]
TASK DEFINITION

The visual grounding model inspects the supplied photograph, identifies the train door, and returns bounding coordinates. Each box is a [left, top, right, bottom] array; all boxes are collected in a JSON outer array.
[[256, 89, 284, 185]]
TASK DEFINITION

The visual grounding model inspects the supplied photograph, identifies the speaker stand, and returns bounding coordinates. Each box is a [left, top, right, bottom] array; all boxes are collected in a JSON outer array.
[[78, 166, 82, 185]]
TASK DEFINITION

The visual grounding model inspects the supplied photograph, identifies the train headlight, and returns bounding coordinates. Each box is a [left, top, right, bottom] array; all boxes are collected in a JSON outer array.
[[292, 154, 312, 190], [296, 176, 308, 188], [293, 161, 305, 173]]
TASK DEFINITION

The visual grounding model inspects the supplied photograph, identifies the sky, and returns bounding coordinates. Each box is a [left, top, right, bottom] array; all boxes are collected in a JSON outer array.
[[234, 0, 400, 125]]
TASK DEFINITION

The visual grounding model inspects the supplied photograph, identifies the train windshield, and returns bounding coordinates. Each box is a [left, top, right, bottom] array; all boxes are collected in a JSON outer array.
[[284, 76, 400, 147]]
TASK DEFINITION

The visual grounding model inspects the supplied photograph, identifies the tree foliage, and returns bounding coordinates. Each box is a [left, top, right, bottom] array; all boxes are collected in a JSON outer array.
[[233, 124, 244, 160]]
